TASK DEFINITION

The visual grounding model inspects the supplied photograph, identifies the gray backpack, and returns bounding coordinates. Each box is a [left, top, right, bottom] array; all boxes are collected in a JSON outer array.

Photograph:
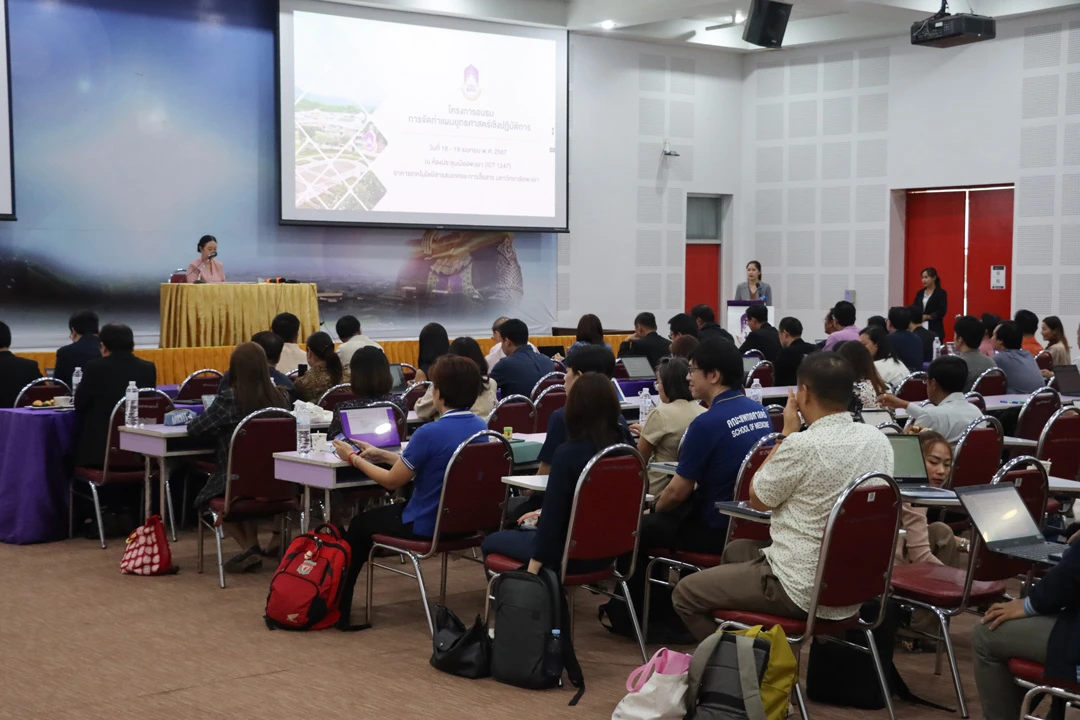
[[685, 632, 772, 720]]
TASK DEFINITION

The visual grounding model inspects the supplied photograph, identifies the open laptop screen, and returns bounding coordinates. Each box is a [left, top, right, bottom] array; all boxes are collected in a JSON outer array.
[[612, 378, 627, 403], [887, 434, 929, 484], [388, 364, 407, 393], [340, 407, 401, 448], [1054, 364, 1080, 396], [957, 484, 1043, 546], [620, 356, 654, 379], [743, 357, 762, 375]]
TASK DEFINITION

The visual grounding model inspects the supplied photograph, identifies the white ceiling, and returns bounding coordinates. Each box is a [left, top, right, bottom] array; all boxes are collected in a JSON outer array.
[[339, 0, 1080, 50]]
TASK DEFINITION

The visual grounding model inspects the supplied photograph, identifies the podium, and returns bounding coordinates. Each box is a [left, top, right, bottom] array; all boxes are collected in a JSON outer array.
[[726, 300, 765, 346]]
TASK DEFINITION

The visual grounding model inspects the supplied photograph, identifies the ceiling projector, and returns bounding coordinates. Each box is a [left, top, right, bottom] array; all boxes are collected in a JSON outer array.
[[911, 1, 996, 48]]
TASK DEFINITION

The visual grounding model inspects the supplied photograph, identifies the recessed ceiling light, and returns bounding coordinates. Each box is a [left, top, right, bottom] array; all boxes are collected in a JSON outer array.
[[599, 19, 617, 30]]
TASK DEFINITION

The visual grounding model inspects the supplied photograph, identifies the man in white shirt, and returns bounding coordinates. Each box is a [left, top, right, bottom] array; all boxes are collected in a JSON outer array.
[[672, 352, 894, 640], [483, 316, 511, 370], [877, 355, 982, 443], [334, 315, 383, 366], [272, 312, 307, 375]]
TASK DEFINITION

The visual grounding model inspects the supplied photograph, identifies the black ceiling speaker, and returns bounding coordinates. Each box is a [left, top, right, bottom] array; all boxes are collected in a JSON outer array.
[[742, 0, 793, 49]]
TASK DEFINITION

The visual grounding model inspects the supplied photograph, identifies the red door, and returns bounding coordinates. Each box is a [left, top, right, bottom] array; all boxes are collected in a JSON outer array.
[[685, 244, 720, 314], [905, 192, 966, 341], [966, 189, 1014, 323]]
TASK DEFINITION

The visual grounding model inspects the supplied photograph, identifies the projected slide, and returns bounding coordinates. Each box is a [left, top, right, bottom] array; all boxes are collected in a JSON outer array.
[[278, 3, 568, 230], [0, 0, 13, 219]]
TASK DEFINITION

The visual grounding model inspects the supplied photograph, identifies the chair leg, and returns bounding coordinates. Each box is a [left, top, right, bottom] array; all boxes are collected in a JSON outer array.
[[618, 580, 648, 663], [483, 572, 498, 624], [196, 517, 204, 573], [439, 552, 449, 606], [88, 483, 106, 549], [213, 524, 226, 589], [68, 483, 76, 539], [407, 552, 436, 637], [864, 628, 897, 720], [279, 514, 288, 560], [567, 588, 575, 641], [793, 680, 812, 720], [365, 544, 379, 627], [180, 476, 189, 529], [936, 610, 969, 718], [164, 478, 177, 542], [642, 557, 659, 646]]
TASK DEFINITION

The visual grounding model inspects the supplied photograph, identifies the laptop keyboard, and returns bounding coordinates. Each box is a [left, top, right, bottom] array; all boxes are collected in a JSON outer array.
[[1004, 544, 1055, 561]]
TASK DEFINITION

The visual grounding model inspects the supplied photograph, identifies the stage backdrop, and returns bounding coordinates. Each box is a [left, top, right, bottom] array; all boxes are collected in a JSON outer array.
[[0, 0, 557, 350]]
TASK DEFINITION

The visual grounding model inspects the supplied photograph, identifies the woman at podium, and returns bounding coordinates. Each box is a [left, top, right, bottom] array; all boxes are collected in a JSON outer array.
[[733, 260, 772, 305], [186, 235, 227, 283]]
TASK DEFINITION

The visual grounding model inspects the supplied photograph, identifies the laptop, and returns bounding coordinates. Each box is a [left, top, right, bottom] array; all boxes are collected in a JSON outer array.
[[612, 377, 628, 403], [743, 356, 763, 375], [887, 434, 930, 484], [388, 364, 408, 393], [537, 345, 565, 359], [338, 406, 401, 449], [956, 483, 1068, 564], [620, 356, 654, 380], [1053, 364, 1080, 398], [859, 409, 895, 428]]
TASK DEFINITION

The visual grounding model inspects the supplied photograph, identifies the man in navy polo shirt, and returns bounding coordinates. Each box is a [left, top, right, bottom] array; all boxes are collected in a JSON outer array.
[[489, 318, 554, 399]]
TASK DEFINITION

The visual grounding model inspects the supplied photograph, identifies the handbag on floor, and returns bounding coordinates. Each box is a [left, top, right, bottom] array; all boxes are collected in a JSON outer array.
[[119, 515, 176, 576], [611, 648, 693, 720], [430, 604, 491, 679]]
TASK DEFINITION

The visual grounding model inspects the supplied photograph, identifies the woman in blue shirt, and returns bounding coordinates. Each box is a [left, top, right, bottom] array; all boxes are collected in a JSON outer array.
[[332, 355, 487, 626]]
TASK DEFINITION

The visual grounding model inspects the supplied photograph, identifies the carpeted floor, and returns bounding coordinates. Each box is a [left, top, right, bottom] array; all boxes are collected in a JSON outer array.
[[0, 531, 989, 720]]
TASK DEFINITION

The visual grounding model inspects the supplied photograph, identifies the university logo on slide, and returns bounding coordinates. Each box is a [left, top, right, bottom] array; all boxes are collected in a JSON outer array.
[[461, 65, 481, 101]]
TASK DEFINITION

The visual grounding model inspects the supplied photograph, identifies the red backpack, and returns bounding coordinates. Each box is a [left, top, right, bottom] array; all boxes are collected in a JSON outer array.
[[264, 524, 352, 631]]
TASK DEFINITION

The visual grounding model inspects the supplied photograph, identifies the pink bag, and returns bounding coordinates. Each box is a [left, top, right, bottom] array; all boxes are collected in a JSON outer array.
[[612, 648, 693, 720]]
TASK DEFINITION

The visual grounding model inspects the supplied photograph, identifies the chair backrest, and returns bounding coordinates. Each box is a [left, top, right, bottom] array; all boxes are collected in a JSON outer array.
[[743, 349, 765, 360], [317, 383, 356, 411], [948, 416, 1004, 490], [1017, 387, 1062, 442], [362, 400, 408, 440], [561, 445, 647, 582], [1035, 351, 1054, 372], [896, 372, 928, 402], [766, 404, 785, 433], [103, 389, 175, 473], [429, 432, 514, 542], [169, 270, 188, 283], [965, 391, 987, 412], [745, 361, 774, 388], [530, 371, 566, 401], [222, 410, 297, 515], [805, 473, 902, 635], [534, 385, 567, 431], [1048, 375, 1060, 392], [553, 360, 567, 373], [486, 394, 537, 434], [971, 367, 1007, 397], [1037, 407, 1080, 482], [726, 433, 781, 545], [402, 381, 431, 411], [176, 369, 224, 402], [13, 378, 72, 408], [399, 363, 417, 383]]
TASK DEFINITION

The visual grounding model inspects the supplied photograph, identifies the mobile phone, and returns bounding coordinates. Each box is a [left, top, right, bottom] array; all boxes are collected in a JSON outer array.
[[334, 433, 360, 452], [297, 363, 308, 377]]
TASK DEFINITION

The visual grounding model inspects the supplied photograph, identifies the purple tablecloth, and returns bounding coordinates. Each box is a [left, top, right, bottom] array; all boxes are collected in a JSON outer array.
[[618, 379, 656, 396], [158, 384, 179, 399], [0, 408, 79, 544]]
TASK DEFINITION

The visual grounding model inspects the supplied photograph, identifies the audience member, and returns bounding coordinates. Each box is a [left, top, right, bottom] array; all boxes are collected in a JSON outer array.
[[992, 321, 1044, 394], [333, 355, 488, 626], [860, 325, 909, 387], [773, 317, 816, 386], [54, 310, 100, 390], [952, 315, 996, 390], [630, 357, 705, 495], [294, 331, 346, 403], [866, 315, 888, 330], [895, 430, 959, 568], [334, 315, 383, 366], [980, 313, 1001, 358], [1041, 315, 1071, 369], [822, 301, 859, 350], [0, 321, 42, 408], [837, 340, 887, 410], [189, 342, 291, 571], [483, 316, 511, 369], [738, 304, 781, 362], [271, 312, 306, 375], [618, 312, 672, 368], [415, 322, 450, 382], [217, 331, 296, 399], [877, 356, 982, 443], [908, 305, 935, 362], [488, 318, 552, 398], [669, 334, 699, 359], [563, 313, 611, 358], [671, 352, 893, 640], [1015, 309, 1043, 357], [667, 313, 698, 341], [415, 337, 498, 421], [912, 267, 948, 341], [734, 260, 772, 305], [327, 346, 409, 438], [691, 305, 735, 343], [887, 306, 924, 371], [73, 323, 157, 466]]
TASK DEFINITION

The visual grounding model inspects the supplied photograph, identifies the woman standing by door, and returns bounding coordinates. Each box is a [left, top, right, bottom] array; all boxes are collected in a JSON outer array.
[[911, 267, 947, 341]]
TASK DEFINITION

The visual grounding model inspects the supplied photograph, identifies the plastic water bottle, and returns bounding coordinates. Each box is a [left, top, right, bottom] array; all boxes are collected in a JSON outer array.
[[124, 381, 139, 427], [71, 367, 82, 396], [543, 629, 563, 680], [749, 378, 763, 405], [296, 405, 312, 455], [639, 388, 653, 422], [932, 336, 942, 360]]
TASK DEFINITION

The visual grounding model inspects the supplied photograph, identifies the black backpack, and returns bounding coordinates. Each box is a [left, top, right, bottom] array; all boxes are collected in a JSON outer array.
[[489, 568, 585, 705]]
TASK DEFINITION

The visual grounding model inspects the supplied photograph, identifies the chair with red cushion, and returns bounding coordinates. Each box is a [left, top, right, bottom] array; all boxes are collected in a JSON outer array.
[[317, 383, 357, 411], [169, 270, 188, 283], [533, 385, 566, 431], [399, 363, 417, 383], [1048, 375, 1060, 392], [1038, 407, 1080, 483], [743, 349, 765, 361], [365, 432, 513, 634], [486, 394, 536, 434], [745, 360, 775, 388], [1011, 658, 1080, 719], [947, 416, 1004, 490], [965, 391, 987, 412], [1034, 351, 1054, 372], [71, 389, 175, 549], [530, 371, 566, 401], [402, 381, 430, 412], [713, 473, 903, 720], [897, 371, 929, 402], [176, 369, 223, 402], [14, 377, 72, 408], [1017, 387, 1062, 442], [971, 367, 1008, 397], [196, 409, 298, 588], [766, 404, 785, 432], [484, 445, 649, 661]]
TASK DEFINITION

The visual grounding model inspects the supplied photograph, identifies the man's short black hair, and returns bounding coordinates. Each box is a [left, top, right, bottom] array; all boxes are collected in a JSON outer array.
[[335, 315, 361, 342], [779, 317, 803, 337], [953, 315, 985, 350], [746, 304, 768, 323], [99, 323, 135, 353], [497, 318, 529, 347], [995, 321, 1023, 350], [0, 320, 10, 348], [832, 301, 856, 327], [668, 313, 697, 338], [888, 306, 911, 331], [928, 355, 968, 395], [688, 338, 744, 388], [797, 351, 856, 410], [564, 344, 616, 378], [690, 304, 716, 324], [250, 330, 284, 364], [866, 315, 887, 330], [68, 310, 99, 336], [982, 313, 1002, 340], [634, 312, 657, 331], [1014, 309, 1039, 336], [271, 312, 301, 343]]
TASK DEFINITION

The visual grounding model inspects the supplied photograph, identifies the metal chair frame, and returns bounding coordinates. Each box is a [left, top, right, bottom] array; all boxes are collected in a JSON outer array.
[[13, 377, 72, 408], [176, 368, 223, 402], [745, 360, 775, 388], [1016, 387, 1062, 442], [316, 382, 355, 409], [485, 394, 537, 434], [971, 367, 1007, 397], [529, 371, 566, 401], [896, 371, 929, 401]]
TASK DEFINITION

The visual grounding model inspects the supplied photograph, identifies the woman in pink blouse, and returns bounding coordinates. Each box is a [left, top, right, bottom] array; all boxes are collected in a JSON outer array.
[[186, 235, 226, 283]]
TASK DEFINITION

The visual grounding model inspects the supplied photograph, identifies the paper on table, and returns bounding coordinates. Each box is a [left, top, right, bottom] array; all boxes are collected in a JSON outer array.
[[513, 432, 547, 443]]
